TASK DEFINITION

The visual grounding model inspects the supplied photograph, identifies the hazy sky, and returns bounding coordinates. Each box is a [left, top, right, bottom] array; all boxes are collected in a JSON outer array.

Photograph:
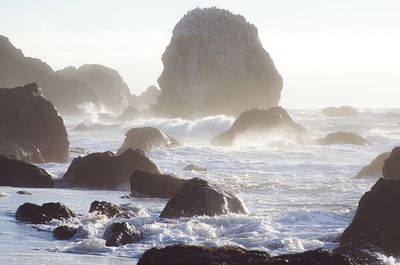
[[1, 0, 399, 108]]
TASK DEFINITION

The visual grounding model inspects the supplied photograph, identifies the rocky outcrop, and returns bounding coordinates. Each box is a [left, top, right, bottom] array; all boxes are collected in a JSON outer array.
[[89, 201, 132, 218], [128, 85, 161, 110], [57, 65, 131, 114], [0, 155, 54, 188], [183, 164, 207, 172], [382, 147, 400, 179], [117, 127, 180, 154], [211, 107, 308, 146], [0, 83, 69, 163], [316, 132, 369, 146], [16, 202, 75, 224], [153, 8, 283, 118], [355, 152, 390, 178], [322, 106, 358, 117], [62, 149, 160, 190], [160, 178, 246, 218], [102, 221, 142, 247], [53, 226, 77, 240], [340, 178, 400, 256], [129, 171, 186, 198]]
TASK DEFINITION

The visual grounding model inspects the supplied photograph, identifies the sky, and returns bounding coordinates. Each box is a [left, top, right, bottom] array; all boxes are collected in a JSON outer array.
[[1, 0, 399, 108]]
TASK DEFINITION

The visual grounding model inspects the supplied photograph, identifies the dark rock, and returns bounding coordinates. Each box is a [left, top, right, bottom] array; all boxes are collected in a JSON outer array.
[[53, 225, 77, 240], [334, 243, 382, 265], [117, 127, 180, 153], [0, 155, 54, 188], [382, 146, 400, 179], [316, 132, 369, 146], [17, 190, 32, 195], [102, 221, 142, 247], [340, 178, 400, 256], [183, 164, 207, 172], [16, 202, 75, 224], [355, 152, 390, 178], [130, 171, 186, 199], [322, 106, 358, 117], [160, 178, 246, 218], [211, 107, 308, 146], [0, 83, 69, 163], [62, 149, 160, 190], [89, 201, 132, 218]]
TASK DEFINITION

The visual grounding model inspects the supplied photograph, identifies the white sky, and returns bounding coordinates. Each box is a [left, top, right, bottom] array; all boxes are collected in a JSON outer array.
[[1, 0, 399, 108]]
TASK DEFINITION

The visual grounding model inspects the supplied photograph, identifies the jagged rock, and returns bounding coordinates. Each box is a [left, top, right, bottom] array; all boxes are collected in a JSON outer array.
[[117, 127, 180, 154], [382, 146, 400, 179], [0, 83, 69, 163], [322, 106, 358, 117], [160, 178, 246, 218], [89, 201, 132, 218], [316, 132, 369, 146], [129, 171, 186, 198], [62, 149, 160, 190], [102, 221, 142, 247], [153, 8, 283, 118], [16, 202, 75, 224], [183, 164, 207, 172], [0, 155, 54, 188], [128, 85, 161, 110], [53, 226, 77, 240], [355, 152, 390, 178], [211, 107, 308, 146], [0, 141, 44, 163]]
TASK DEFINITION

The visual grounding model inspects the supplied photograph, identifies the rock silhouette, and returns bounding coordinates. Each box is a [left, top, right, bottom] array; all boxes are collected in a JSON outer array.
[[355, 152, 390, 178], [382, 146, 400, 179], [316, 132, 369, 146], [16, 202, 75, 224]]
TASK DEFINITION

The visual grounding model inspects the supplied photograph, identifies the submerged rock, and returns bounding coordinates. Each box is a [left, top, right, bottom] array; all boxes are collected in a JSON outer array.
[[53, 225, 77, 240], [16, 202, 75, 224], [183, 164, 207, 172], [102, 221, 142, 247], [382, 146, 400, 179], [355, 152, 390, 178], [16, 190, 32, 195], [117, 127, 180, 154], [316, 132, 369, 146], [129, 171, 186, 199], [89, 201, 132, 218], [160, 178, 246, 218], [322, 106, 358, 117], [62, 149, 160, 190], [211, 107, 308, 146], [0, 155, 54, 188]]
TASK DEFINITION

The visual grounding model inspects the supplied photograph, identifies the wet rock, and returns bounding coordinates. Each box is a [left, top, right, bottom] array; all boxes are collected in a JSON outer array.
[[183, 164, 207, 172], [316, 132, 370, 145], [355, 152, 390, 178], [16, 202, 75, 224], [0, 155, 54, 188], [382, 146, 400, 179], [0, 140, 44, 163], [211, 107, 308, 146], [129, 171, 186, 199], [62, 149, 160, 190], [102, 221, 142, 247], [322, 106, 358, 117], [53, 225, 77, 240], [16, 190, 32, 195], [117, 127, 180, 154], [89, 201, 132, 218], [160, 178, 246, 218]]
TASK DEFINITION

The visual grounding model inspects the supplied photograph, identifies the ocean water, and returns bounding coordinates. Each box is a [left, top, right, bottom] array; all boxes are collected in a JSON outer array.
[[1, 109, 400, 264]]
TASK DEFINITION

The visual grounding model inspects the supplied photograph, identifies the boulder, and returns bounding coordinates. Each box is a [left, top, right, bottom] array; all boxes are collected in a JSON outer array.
[[183, 164, 207, 172], [160, 178, 246, 218], [102, 221, 142, 247], [62, 149, 160, 190], [0, 155, 54, 188], [322, 106, 358, 117], [153, 7, 283, 118], [340, 178, 400, 255], [53, 225, 77, 240], [16, 202, 75, 224], [130, 171, 186, 199], [382, 147, 400, 179], [0, 140, 44, 163], [316, 132, 369, 146], [117, 127, 180, 154], [128, 85, 161, 110], [16, 190, 32, 195], [89, 201, 132, 218], [0, 83, 69, 163], [211, 107, 308, 146], [355, 152, 390, 178]]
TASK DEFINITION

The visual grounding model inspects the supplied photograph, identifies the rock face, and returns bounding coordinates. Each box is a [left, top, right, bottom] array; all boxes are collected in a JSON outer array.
[[129, 171, 186, 198], [53, 226, 77, 240], [0, 155, 54, 188], [382, 147, 400, 179], [102, 221, 142, 247], [322, 106, 358, 117], [16, 202, 75, 224], [137, 244, 358, 265], [316, 132, 369, 146], [89, 201, 132, 218], [211, 107, 308, 146], [153, 7, 283, 118], [0, 83, 69, 163], [128, 85, 161, 110], [160, 178, 246, 218], [117, 127, 180, 154], [0, 35, 99, 114], [57, 65, 131, 114], [340, 178, 400, 255], [355, 152, 390, 178], [62, 149, 160, 190], [183, 164, 207, 172]]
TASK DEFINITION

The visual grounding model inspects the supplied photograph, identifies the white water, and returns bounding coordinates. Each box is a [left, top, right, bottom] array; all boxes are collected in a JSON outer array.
[[1, 109, 400, 264]]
